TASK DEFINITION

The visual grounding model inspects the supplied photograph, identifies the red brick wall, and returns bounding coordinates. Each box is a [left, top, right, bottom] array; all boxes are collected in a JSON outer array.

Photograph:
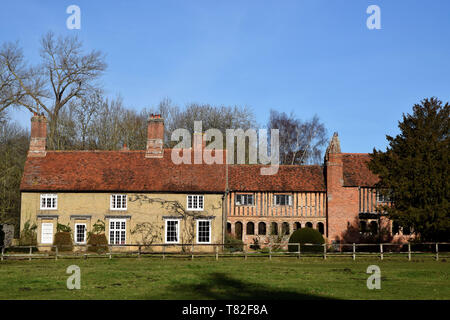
[[326, 152, 360, 242]]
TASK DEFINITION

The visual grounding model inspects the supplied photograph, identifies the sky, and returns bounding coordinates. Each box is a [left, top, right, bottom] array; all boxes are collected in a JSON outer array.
[[1, 0, 449, 153]]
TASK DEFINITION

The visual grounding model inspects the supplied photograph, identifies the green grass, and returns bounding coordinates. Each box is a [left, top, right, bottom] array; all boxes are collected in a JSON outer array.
[[0, 256, 449, 300]]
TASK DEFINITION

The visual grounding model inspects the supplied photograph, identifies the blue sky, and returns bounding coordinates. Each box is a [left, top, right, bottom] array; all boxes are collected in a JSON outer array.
[[1, 0, 449, 153]]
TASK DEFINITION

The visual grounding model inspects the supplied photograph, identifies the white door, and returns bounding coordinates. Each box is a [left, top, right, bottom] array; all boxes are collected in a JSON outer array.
[[41, 223, 54, 244]]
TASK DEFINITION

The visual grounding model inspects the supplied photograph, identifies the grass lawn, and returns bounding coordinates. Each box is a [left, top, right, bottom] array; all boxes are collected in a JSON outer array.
[[0, 256, 449, 300]]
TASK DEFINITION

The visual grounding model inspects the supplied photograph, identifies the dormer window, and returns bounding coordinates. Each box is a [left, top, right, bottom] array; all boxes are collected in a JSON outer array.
[[40, 194, 57, 210], [110, 194, 127, 210]]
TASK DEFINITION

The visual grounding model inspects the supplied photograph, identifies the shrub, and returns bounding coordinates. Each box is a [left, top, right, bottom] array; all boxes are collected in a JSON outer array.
[[224, 234, 243, 252], [52, 232, 73, 252], [87, 233, 108, 253], [249, 237, 260, 250], [19, 220, 37, 246], [288, 228, 324, 252]]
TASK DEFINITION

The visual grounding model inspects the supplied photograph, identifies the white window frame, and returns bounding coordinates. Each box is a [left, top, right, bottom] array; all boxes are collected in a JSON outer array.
[[109, 218, 127, 245], [74, 223, 87, 244], [165, 219, 180, 244], [186, 195, 204, 211], [40, 194, 58, 210], [110, 194, 127, 211], [274, 194, 292, 206], [196, 219, 211, 244], [235, 193, 255, 206]]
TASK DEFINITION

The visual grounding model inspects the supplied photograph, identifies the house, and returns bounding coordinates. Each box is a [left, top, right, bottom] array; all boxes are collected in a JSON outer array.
[[19, 113, 405, 250]]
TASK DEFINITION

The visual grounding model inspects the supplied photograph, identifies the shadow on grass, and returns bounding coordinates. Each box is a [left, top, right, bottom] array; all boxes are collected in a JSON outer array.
[[169, 272, 335, 300]]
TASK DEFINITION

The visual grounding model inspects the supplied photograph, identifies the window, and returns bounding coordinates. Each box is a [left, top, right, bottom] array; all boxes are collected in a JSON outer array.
[[109, 219, 126, 245], [40, 194, 57, 210], [187, 195, 204, 211], [165, 219, 180, 243], [196, 220, 211, 244], [377, 190, 391, 203], [110, 194, 127, 210], [235, 194, 254, 206], [274, 194, 292, 206], [75, 224, 86, 244]]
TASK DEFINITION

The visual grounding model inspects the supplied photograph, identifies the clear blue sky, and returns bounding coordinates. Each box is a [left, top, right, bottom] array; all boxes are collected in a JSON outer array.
[[1, 0, 449, 153]]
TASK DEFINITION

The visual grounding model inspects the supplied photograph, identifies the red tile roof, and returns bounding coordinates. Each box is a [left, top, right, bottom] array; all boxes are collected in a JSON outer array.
[[342, 153, 379, 187], [20, 150, 377, 192], [229, 165, 326, 192], [20, 150, 227, 193]]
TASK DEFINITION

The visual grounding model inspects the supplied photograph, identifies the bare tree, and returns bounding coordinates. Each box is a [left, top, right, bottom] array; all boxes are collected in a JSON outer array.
[[0, 114, 29, 233], [0, 32, 107, 149], [267, 110, 327, 165]]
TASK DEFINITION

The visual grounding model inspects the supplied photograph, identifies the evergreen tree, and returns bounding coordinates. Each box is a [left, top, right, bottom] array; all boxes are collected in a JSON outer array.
[[369, 98, 449, 241]]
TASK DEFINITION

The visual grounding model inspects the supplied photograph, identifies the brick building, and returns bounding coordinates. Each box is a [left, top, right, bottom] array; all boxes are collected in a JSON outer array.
[[20, 114, 401, 248]]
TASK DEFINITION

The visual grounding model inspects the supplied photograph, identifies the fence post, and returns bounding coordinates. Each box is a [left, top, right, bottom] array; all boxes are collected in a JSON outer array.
[[436, 243, 439, 261], [29, 246, 32, 261], [138, 245, 141, 259], [380, 244, 383, 260], [298, 243, 301, 259], [191, 243, 194, 260], [215, 245, 218, 261], [408, 243, 411, 261], [269, 243, 272, 260], [108, 246, 112, 260], [353, 243, 356, 260], [55, 246, 58, 261], [84, 245, 88, 260], [1, 246, 4, 261], [323, 243, 327, 260], [162, 245, 166, 260]]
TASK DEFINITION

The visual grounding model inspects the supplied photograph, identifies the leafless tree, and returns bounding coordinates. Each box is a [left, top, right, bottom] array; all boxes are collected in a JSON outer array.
[[0, 32, 107, 149], [268, 109, 327, 164]]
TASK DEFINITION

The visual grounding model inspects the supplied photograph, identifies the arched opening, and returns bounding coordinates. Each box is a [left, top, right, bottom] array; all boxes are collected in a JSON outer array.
[[246, 222, 255, 235], [235, 222, 243, 240], [227, 222, 231, 234], [317, 222, 324, 235], [282, 222, 290, 235], [360, 221, 367, 233], [258, 222, 266, 235], [305, 222, 313, 228], [294, 222, 301, 231], [369, 221, 378, 235], [270, 222, 278, 235]]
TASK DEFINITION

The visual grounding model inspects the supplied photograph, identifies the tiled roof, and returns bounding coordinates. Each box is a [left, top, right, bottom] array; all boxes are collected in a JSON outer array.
[[229, 165, 326, 192], [20, 150, 377, 192], [342, 153, 379, 187], [20, 150, 227, 193]]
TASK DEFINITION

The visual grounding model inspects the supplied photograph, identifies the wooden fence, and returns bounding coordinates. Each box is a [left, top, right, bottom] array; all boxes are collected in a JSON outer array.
[[1, 242, 449, 261]]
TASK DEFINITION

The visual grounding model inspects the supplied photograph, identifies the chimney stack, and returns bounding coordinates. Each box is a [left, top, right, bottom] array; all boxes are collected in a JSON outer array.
[[145, 114, 164, 158], [28, 113, 47, 157]]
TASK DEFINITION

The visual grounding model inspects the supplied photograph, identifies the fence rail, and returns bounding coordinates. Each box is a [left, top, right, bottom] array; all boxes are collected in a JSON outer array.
[[1, 242, 449, 261]]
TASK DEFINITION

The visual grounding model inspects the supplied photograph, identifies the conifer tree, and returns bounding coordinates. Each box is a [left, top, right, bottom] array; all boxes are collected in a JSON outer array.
[[369, 98, 449, 241]]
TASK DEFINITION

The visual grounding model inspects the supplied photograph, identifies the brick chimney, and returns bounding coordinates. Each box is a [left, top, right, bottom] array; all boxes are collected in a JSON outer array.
[[193, 131, 206, 164], [145, 114, 164, 158], [28, 113, 47, 157]]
